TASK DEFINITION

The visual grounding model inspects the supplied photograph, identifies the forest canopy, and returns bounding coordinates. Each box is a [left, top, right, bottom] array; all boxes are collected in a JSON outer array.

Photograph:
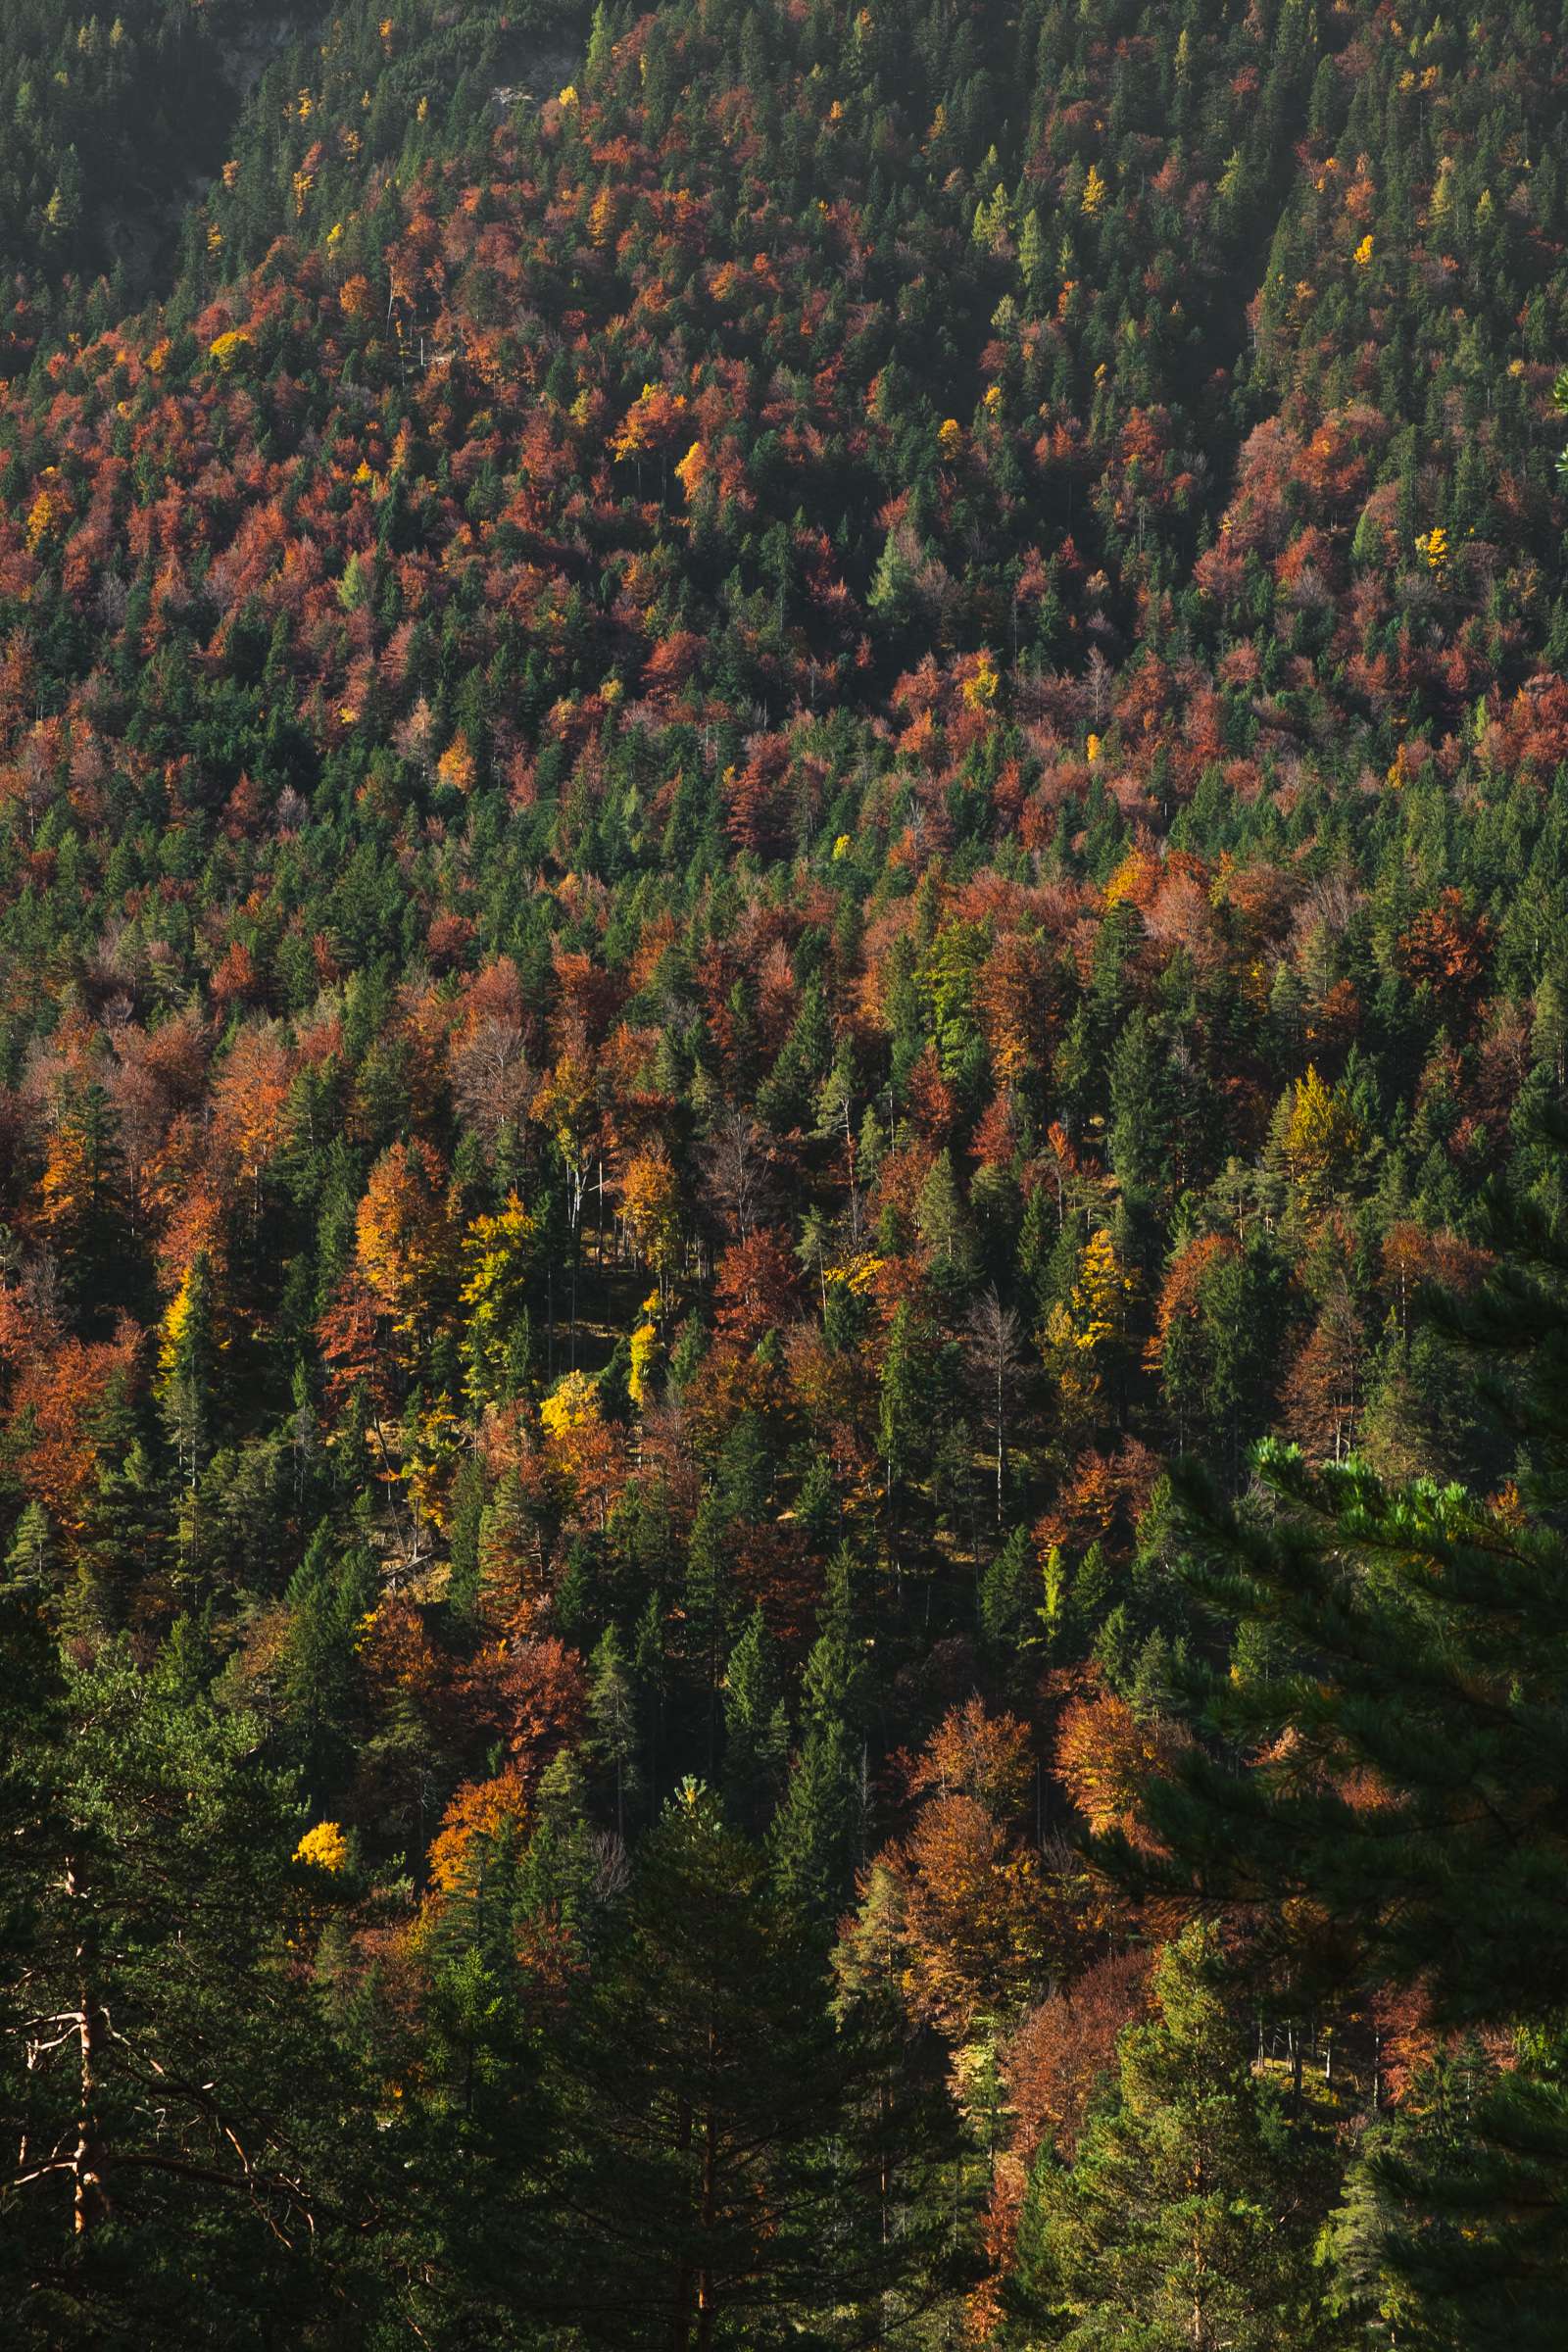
[[4, 0, 1568, 2341]]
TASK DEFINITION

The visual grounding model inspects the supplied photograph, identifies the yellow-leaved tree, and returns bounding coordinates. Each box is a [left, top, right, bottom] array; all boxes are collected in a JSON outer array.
[[356, 1138, 457, 1352], [1041, 1227, 1139, 1430], [628, 1296, 662, 1411], [534, 1038, 599, 1241], [461, 1192, 535, 1407], [1278, 1064, 1360, 1221], [540, 1372, 623, 1533], [295, 1821, 349, 1874], [540, 1370, 599, 1443], [620, 1142, 682, 1309]]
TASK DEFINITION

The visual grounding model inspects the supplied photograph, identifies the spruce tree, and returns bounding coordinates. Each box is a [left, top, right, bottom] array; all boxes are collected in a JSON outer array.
[[1011, 1924, 1336, 2350], [721, 1604, 788, 1836], [587, 1624, 640, 1838], [1142, 1435, 1568, 2028], [1129, 1184, 1568, 2337], [1325, 2033, 1568, 2352], [0, 1626, 385, 2347], [771, 1548, 867, 1924], [551, 1781, 913, 2347]]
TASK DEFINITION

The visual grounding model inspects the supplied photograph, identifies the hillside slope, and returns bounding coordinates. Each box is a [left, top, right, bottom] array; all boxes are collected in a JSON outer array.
[[4, 1, 1568, 2344]]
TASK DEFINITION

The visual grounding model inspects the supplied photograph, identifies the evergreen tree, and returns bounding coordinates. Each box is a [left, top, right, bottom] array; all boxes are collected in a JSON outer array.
[[721, 1604, 788, 1835], [389, 1789, 567, 2350], [1011, 1925, 1335, 2350], [1134, 1190, 1568, 2333], [771, 1549, 867, 1924], [587, 1624, 640, 1839], [277, 1527, 375, 1796], [158, 1250, 218, 1575], [1107, 1009, 1173, 1204], [1325, 2032, 1568, 2352], [552, 1780, 907, 2346], [0, 1627, 385, 2347]]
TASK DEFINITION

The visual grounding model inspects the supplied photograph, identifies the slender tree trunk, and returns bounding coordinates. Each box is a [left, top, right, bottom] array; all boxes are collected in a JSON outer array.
[[847, 1114, 859, 1248], [1189, 2147, 1207, 2349], [671, 2095, 695, 2352], [995, 1359, 1004, 1525], [68, 1861, 108, 2236], [569, 1208, 580, 1371], [697, 2095, 718, 2352]]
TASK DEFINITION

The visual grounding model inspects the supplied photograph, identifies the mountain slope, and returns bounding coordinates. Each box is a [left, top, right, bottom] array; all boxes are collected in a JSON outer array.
[[3, 1, 1568, 2343]]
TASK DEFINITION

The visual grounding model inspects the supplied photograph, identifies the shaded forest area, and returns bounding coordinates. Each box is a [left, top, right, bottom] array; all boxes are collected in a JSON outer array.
[[5, 0, 1568, 2342]]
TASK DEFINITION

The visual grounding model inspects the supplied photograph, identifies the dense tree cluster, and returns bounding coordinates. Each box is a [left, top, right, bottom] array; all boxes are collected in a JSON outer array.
[[0, 0, 282, 352], [4, 0, 1568, 2339]]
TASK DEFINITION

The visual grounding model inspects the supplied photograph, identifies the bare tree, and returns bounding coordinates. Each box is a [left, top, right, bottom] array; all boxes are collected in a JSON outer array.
[[1085, 643, 1113, 725], [704, 1106, 774, 1241], [965, 1287, 1027, 1526], [450, 1016, 535, 1150]]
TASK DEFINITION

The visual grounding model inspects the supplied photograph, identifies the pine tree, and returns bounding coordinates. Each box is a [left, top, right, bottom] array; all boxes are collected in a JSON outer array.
[[157, 1250, 218, 1571], [915, 1147, 979, 1295], [0, 1564, 65, 2333], [1107, 1008, 1172, 1202], [1142, 1427, 1568, 2027], [5, 1500, 53, 1591], [1325, 2032, 1568, 2352], [1533, 961, 1568, 1091], [0, 1625, 385, 2344], [40, 1075, 124, 1321], [74, 1371, 167, 1631], [721, 1605, 788, 1836], [1011, 1924, 1335, 2349], [771, 1549, 866, 1924], [682, 1491, 739, 1780], [879, 1299, 941, 1579], [585, 2, 614, 84], [1018, 206, 1045, 293], [391, 1787, 568, 2349], [278, 1525, 375, 1794], [1131, 1189, 1568, 2335], [551, 1781, 912, 2347], [587, 1625, 639, 1839]]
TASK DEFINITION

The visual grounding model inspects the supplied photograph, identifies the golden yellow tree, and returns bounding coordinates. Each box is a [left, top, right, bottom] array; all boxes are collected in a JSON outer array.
[[1280, 1064, 1360, 1221], [619, 1142, 682, 1308], [356, 1139, 457, 1351], [1042, 1227, 1139, 1429], [460, 1192, 535, 1406]]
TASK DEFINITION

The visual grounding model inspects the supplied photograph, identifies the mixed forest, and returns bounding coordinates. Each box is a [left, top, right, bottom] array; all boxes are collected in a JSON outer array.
[[5, 0, 1568, 2341]]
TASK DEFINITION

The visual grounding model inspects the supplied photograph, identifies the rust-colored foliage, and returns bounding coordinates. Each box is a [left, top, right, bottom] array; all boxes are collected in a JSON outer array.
[[1053, 1667, 1185, 1844]]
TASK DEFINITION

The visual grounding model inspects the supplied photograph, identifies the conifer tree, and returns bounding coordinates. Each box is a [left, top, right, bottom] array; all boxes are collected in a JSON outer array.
[[552, 1780, 915, 2346], [721, 1604, 788, 1836], [0, 1624, 384, 2345], [1325, 2033, 1568, 2352], [587, 1624, 639, 1838], [1011, 1924, 1336, 2350], [1132, 1190, 1568, 2334], [772, 1549, 867, 1924]]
